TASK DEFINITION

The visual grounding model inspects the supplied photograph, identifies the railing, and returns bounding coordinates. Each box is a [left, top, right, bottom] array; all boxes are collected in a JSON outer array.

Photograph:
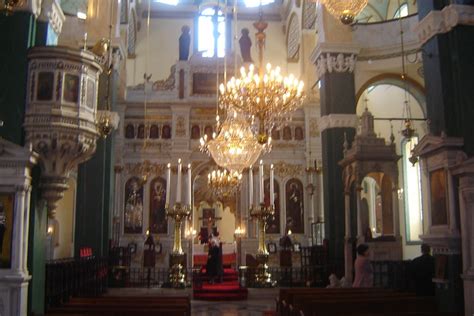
[[372, 260, 413, 290], [45, 256, 107, 310]]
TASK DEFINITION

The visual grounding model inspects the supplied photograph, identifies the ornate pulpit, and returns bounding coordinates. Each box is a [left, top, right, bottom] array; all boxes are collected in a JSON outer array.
[[339, 109, 401, 282]]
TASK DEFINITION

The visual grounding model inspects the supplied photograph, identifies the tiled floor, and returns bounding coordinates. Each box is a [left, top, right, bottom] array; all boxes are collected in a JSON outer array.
[[106, 287, 278, 316]]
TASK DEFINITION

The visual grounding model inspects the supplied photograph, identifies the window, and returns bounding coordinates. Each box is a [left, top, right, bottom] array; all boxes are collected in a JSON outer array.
[[198, 7, 225, 58], [402, 137, 423, 242], [393, 3, 408, 19]]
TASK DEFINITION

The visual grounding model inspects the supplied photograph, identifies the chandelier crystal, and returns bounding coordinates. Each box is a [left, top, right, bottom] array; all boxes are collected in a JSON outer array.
[[218, 14, 305, 145], [200, 111, 264, 173], [321, 0, 368, 25], [208, 168, 243, 199]]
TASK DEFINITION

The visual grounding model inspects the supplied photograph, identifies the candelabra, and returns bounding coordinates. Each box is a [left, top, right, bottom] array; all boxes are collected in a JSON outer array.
[[164, 159, 192, 288], [249, 203, 275, 287]]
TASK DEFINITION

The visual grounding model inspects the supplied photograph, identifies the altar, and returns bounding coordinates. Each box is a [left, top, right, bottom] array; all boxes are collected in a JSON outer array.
[[192, 242, 237, 268]]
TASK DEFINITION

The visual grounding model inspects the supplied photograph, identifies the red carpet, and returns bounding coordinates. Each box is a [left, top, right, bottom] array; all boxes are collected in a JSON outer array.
[[193, 268, 248, 301]]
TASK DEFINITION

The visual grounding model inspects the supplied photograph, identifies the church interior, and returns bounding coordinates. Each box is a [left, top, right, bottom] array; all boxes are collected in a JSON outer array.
[[0, 0, 474, 315]]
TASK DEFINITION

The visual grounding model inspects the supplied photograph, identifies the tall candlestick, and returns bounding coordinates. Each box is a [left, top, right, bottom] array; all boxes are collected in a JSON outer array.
[[249, 166, 253, 206], [259, 160, 264, 204], [176, 159, 182, 203], [166, 163, 171, 205], [187, 163, 192, 206], [270, 164, 274, 207]]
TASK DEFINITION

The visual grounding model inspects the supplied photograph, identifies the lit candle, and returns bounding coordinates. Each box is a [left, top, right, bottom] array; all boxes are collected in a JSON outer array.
[[187, 163, 192, 206], [176, 159, 182, 203], [166, 163, 171, 205], [249, 166, 253, 206], [259, 160, 264, 204], [270, 164, 274, 207]]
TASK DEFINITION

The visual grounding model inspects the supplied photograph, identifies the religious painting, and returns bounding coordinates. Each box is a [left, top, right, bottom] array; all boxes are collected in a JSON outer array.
[[125, 124, 135, 139], [0, 193, 14, 269], [137, 124, 145, 139], [86, 79, 95, 109], [264, 178, 280, 234], [149, 177, 168, 234], [202, 208, 215, 227], [162, 125, 171, 139], [283, 126, 292, 140], [63, 73, 80, 103], [149, 125, 159, 139], [430, 169, 448, 226], [37, 72, 54, 101], [204, 125, 213, 139], [285, 178, 304, 234], [294, 127, 304, 140], [124, 177, 143, 234], [271, 128, 280, 140], [191, 125, 200, 139]]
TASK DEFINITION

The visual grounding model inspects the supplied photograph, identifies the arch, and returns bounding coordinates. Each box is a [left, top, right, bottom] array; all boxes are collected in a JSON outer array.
[[285, 178, 304, 234], [149, 177, 168, 234], [282, 126, 292, 140], [124, 177, 143, 234], [356, 73, 426, 115], [204, 125, 213, 139], [294, 127, 304, 140]]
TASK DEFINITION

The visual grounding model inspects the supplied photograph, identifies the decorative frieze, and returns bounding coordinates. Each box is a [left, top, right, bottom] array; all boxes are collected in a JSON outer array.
[[318, 114, 358, 132], [415, 4, 474, 46], [315, 52, 356, 78], [272, 161, 303, 178]]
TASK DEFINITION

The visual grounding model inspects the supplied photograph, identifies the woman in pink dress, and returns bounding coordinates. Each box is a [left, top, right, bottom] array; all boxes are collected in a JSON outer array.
[[353, 243, 373, 287]]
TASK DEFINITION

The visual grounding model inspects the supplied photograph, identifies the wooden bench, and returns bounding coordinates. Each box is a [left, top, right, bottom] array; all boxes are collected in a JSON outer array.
[[46, 295, 190, 316]]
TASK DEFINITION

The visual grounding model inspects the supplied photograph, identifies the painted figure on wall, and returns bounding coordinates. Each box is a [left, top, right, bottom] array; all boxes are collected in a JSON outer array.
[[430, 169, 448, 226], [149, 125, 159, 139], [191, 125, 200, 139], [37, 72, 54, 101], [150, 177, 167, 234], [264, 178, 280, 234], [64, 73, 80, 103], [179, 25, 191, 61], [286, 178, 304, 234], [0, 194, 13, 268], [125, 124, 135, 139], [239, 28, 253, 63], [124, 177, 143, 234], [162, 125, 171, 139], [295, 127, 304, 140]]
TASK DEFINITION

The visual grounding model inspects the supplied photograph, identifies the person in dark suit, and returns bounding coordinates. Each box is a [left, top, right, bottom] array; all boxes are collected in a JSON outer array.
[[206, 235, 223, 284], [411, 243, 435, 296]]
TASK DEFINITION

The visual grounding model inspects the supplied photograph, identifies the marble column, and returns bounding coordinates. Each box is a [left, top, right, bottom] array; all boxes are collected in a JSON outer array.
[[415, 2, 474, 155], [312, 44, 359, 263]]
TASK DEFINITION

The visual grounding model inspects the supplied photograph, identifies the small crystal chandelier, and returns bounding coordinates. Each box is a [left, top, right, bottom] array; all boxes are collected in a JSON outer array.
[[320, 0, 368, 25], [219, 11, 305, 145], [208, 168, 243, 199], [200, 111, 264, 173]]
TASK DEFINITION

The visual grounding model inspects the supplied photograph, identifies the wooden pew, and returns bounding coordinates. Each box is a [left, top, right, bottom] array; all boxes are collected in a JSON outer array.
[[46, 295, 190, 316]]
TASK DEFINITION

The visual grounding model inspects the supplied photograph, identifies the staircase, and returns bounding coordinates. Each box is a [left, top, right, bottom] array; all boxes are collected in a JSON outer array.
[[193, 268, 248, 301]]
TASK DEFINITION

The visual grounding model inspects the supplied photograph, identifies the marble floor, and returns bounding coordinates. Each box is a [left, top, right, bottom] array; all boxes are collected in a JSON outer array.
[[106, 287, 278, 316]]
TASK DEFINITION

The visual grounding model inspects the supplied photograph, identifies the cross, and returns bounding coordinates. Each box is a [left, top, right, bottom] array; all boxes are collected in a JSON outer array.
[[198, 215, 222, 236]]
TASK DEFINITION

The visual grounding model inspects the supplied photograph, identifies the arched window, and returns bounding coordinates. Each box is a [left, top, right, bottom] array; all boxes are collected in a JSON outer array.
[[402, 136, 423, 242], [243, 0, 274, 7], [198, 7, 225, 58], [393, 3, 408, 19]]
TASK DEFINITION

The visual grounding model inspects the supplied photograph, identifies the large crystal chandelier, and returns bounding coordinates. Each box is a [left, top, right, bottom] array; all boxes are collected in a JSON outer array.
[[320, 0, 368, 25], [201, 111, 263, 173], [218, 13, 305, 145], [208, 168, 243, 199]]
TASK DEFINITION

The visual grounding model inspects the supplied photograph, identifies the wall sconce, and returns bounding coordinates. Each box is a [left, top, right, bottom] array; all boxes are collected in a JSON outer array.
[[47, 225, 54, 236], [234, 226, 245, 238], [77, 11, 87, 20], [185, 228, 197, 239]]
